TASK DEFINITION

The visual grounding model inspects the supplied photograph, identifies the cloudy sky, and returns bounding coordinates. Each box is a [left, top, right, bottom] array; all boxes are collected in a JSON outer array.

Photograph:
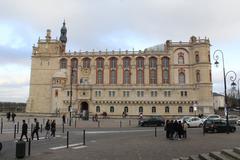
[[0, 0, 240, 102]]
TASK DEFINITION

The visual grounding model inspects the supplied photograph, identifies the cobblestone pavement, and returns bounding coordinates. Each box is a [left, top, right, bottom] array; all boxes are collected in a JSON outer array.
[[0, 117, 239, 160]]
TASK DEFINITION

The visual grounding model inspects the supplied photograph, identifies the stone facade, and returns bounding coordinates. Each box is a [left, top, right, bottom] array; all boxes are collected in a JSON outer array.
[[26, 23, 214, 118]]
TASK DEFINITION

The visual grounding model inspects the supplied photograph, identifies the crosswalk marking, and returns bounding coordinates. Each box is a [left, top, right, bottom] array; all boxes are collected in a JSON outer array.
[[49, 143, 83, 150], [72, 146, 87, 149]]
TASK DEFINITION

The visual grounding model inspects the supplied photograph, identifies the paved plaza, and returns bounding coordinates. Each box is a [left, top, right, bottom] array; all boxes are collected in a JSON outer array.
[[0, 116, 240, 160]]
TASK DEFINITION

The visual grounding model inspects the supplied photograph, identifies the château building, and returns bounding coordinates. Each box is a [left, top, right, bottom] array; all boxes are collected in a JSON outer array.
[[26, 22, 213, 118]]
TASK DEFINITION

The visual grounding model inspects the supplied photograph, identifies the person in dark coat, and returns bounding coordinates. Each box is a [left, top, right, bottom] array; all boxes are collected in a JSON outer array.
[[51, 120, 56, 137], [20, 120, 28, 141], [31, 118, 40, 140], [6, 112, 11, 121], [177, 121, 183, 139], [173, 120, 179, 139], [169, 120, 174, 140], [62, 114, 66, 124], [45, 119, 51, 139], [165, 120, 170, 139], [11, 112, 16, 122]]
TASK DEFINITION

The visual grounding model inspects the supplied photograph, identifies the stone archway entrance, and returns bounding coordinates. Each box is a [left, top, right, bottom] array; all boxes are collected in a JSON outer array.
[[80, 102, 89, 120]]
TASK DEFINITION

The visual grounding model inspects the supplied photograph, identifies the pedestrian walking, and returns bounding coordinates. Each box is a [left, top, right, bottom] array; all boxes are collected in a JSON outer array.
[[173, 120, 179, 139], [165, 120, 170, 139], [183, 121, 188, 139], [62, 114, 66, 124], [51, 120, 56, 137], [6, 112, 11, 121], [169, 120, 174, 140], [45, 119, 51, 139], [31, 118, 40, 140], [11, 112, 16, 122], [177, 121, 183, 140], [20, 120, 28, 141]]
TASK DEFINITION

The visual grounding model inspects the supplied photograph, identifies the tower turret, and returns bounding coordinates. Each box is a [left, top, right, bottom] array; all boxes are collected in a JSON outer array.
[[60, 21, 67, 43]]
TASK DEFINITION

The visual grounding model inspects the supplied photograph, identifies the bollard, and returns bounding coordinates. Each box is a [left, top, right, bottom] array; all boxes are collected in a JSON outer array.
[[62, 123, 65, 133], [98, 121, 100, 127], [155, 127, 157, 137], [17, 121, 19, 134], [129, 120, 131, 126], [75, 118, 77, 128], [40, 124, 42, 133], [120, 121, 122, 128], [14, 124, 17, 139], [67, 131, 69, 148], [1, 118, 3, 134], [28, 138, 31, 156], [83, 129, 86, 145]]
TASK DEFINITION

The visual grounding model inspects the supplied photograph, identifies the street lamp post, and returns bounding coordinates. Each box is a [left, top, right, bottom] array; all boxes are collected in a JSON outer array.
[[213, 49, 237, 134], [237, 79, 240, 116], [69, 65, 73, 126]]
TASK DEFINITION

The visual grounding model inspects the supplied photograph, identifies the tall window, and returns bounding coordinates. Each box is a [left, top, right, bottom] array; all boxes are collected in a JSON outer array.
[[136, 57, 144, 84], [110, 106, 114, 113], [195, 52, 200, 63], [83, 58, 91, 69], [165, 106, 169, 113], [196, 70, 200, 83], [123, 57, 131, 84], [178, 106, 183, 113], [96, 58, 104, 84], [189, 106, 193, 113], [124, 106, 128, 113], [71, 58, 78, 84], [149, 57, 157, 84], [96, 106, 100, 113], [178, 53, 184, 64], [152, 106, 156, 113], [109, 57, 117, 84], [162, 57, 170, 83], [179, 72, 185, 84], [60, 58, 67, 69], [139, 106, 143, 113]]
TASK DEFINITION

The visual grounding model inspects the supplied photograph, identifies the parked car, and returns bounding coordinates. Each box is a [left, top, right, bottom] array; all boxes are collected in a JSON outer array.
[[138, 117, 165, 127], [177, 116, 192, 123], [202, 114, 221, 122], [186, 117, 203, 127], [203, 119, 236, 133]]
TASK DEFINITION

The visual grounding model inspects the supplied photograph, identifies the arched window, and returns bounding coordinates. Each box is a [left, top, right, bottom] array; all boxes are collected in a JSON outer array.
[[165, 106, 169, 113], [83, 58, 91, 69], [96, 106, 100, 113], [178, 53, 184, 64], [96, 58, 104, 84], [55, 89, 58, 97], [162, 57, 170, 83], [149, 57, 157, 84], [60, 58, 67, 69], [178, 106, 183, 113], [139, 106, 143, 113], [71, 58, 78, 84], [152, 106, 156, 113], [136, 57, 144, 84], [109, 57, 117, 84], [196, 70, 200, 83], [189, 106, 193, 113], [110, 106, 114, 113], [123, 57, 131, 84], [179, 72, 185, 84], [195, 52, 200, 63], [124, 106, 128, 113]]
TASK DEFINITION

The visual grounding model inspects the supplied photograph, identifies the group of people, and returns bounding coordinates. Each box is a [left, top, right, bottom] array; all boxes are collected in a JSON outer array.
[[6, 112, 16, 122], [20, 118, 56, 141], [164, 120, 188, 140]]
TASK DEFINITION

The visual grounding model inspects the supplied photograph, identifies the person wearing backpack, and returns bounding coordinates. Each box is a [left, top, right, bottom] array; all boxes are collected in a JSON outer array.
[[45, 119, 51, 139], [31, 118, 40, 140]]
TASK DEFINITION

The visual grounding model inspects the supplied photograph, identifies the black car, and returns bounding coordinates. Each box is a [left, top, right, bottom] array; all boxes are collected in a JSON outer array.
[[203, 119, 236, 133], [138, 117, 165, 127]]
